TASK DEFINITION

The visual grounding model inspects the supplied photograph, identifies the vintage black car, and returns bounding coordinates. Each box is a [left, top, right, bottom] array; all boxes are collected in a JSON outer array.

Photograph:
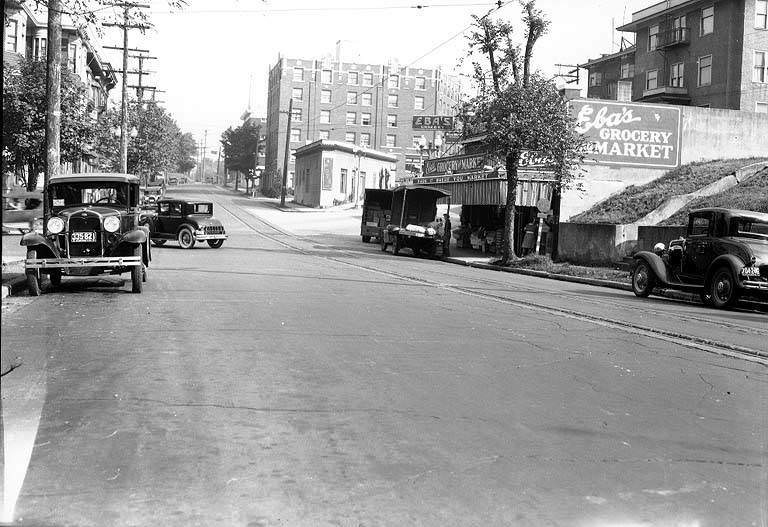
[[143, 199, 227, 249], [20, 173, 151, 295], [631, 208, 768, 308]]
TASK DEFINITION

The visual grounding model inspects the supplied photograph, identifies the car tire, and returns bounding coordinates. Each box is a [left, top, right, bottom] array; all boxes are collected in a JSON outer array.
[[178, 227, 195, 249], [49, 269, 62, 288], [709, 266, 739, 309], [26, 249, 41, 297], [131, 245, 143, 294], [207, 239, 224, 249], [631, 260, 655, 297], [362, 235, 371, 243], [152, 239, 166, 247]]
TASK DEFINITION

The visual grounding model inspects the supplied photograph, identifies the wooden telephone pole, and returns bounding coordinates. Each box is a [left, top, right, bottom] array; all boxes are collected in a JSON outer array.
[[280, 98, 293, 207], [44, 0, 62, 218]]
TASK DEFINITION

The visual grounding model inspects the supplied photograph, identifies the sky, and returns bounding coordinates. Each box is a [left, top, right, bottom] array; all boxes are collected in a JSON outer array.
[[97, 0, 653, 151]]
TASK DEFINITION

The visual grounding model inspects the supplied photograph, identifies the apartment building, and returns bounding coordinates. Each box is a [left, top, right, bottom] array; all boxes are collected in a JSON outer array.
[[580, 0, 768, 112], [3, 0, 117, 114], [265, 54, 462, 189]]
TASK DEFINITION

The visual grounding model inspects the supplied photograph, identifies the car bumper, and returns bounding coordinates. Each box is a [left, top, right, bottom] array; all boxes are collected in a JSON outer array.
[[25, 256, 142, 269], [194, 233, 227, 241], [741, 279, 768, 291]]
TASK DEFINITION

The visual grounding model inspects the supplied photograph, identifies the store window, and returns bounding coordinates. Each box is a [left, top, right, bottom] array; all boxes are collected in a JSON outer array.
[[361, 112, 371, 125], [320, 110, 330, 124], [348, 71, 359, 85], [701, 6, 714, 35], [646, 69, 658, 90], [698, 55, 712, 86], [293, 67, 304, 81], [347, 92, 358, 104], [321, 69, 333, 84], [346, 111, 356, 125], [363, 72, 373, 86], [415, 76, 426, 90], [414, 96, 424, 110], [360, 133, 371, 147], [292, 87, 303, 101], [385, 134, 396, 147], [321, 90, 332, 103], [754, 51, 767, 82], [758, 0, 768, 29], [361, 93, 372, 106], [648, 24, 659, 50], [388, 94, 398, 107], [290, 129, 301, 143], [670, 62, 684, 87], [387, 114, 397, 127]]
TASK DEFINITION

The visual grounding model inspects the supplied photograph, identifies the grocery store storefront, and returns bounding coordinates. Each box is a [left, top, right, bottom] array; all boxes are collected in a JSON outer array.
[[413, 152, 557, 254]]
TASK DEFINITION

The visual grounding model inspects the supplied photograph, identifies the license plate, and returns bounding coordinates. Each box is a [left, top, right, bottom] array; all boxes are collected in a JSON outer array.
[[71, 231, 96, 243], [741, 266, 760, 277]]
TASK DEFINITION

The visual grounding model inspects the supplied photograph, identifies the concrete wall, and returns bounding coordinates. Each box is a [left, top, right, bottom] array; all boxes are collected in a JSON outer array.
[[637, 225, 688, 252], [557, 223, 638, 265]]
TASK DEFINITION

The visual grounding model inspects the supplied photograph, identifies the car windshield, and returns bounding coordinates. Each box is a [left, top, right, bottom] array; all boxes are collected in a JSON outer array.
[[191, 203, 212, 214], [731, 218, 768, 240], [49, 182, 136, 209]]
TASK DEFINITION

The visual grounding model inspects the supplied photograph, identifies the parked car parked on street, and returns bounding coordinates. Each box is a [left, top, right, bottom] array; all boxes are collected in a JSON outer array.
[[631, 208, 768, 308], [2, 190, 43, 234], [20, 173, 150, 295], [142, 199, 227, 249]]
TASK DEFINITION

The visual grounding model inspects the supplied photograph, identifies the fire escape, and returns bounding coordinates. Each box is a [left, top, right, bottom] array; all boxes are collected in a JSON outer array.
[[641, 12, 692, 105]]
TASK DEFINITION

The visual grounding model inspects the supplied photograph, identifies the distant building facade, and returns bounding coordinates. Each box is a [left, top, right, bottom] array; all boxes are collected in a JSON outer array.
[[580, 0, 768, 112], [266, 54, 462, 190]]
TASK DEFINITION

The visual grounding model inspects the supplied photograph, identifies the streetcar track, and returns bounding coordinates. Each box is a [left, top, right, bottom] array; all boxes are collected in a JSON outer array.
[[208, 190, 768, 365]]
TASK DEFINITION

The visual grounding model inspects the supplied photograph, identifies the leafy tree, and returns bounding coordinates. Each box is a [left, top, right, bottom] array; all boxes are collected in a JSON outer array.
[[220, 121, 262, 174], [176, 133, 197, 174], [3, 58, 94, 190], [465, 1, 587, 263]]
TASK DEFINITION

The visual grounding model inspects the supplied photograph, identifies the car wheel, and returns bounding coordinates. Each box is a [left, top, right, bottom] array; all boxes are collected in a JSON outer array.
[[26, 249, 41, 297], [631, 260, 655, 297], [131, 245, 143, 294], [699, 292, 713, 306], [393, 235, 401, 255], [207, 239, 224, 249], [152, 239, 166, 247], [362, 235, 371, 243], [49, 269, 62, 288], [709, 267, 739, 309], [178, 227, 196, 249]]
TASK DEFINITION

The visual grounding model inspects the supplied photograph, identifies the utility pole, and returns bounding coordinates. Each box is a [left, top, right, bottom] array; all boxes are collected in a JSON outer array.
[[280, 98, 294, 207], [216, 147, 222, 184], [201, 129, 208, 183], [103, 3, 151, 173], [44, 0, 62, 218]]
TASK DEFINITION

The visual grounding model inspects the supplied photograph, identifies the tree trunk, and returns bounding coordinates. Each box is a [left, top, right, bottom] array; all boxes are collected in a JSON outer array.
[[501, 149, 520, 264], [27, 163, 39, 191], [550, 183, 562, 260]]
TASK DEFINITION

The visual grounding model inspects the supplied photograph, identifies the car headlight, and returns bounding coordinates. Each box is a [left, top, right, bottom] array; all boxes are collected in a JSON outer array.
[[103, 216, 120, 233], [47, 217, 65, 234]]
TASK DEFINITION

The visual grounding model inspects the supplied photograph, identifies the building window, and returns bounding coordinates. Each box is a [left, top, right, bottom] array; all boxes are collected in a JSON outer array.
[[360, 133, 371, 146], [589, 72, 603, 87], [670, 62, 684, 87], [321, 89, 332, 103], [385, 134, 397, 147], [319, 130, 330, 140], [348, 71, 359, 85], [321, 69, 333, 84], [648, 24, 659, 50], [361, 93, 372, 106], [415, 76, 426, 90], [620, 62, 635, 79], [387, 114, 397, 127], [412, 136, 422, 148], [414, 96, 425, 110], [346, 92, 358, 104], [388, 94, 398, 107], [672, 15, 687, 41], [758, 0, 768, 29], [754, 51, 767, 82], [291, 107, 302, 122], [5, 20, 18, 52], [340, 168, 348, 193], [345, 132, 356, 143], [646, 69, 658, 90], [34, 37, 47, 61], [361, 112, 371, 125], [290, 149, 296, 163], [363, 72, 373, 86], [698, 55, 712, 86], [701, 6, 714, 35], [756, 102, 768, 113], [293, 67, 304, 81], [290, 129, 301, 143], [346, 111, 356, 125], [292, 88, 303, 101], [388, 74, 399, 88], [320, 110, 330, 124], [68, 44, 77, 73]]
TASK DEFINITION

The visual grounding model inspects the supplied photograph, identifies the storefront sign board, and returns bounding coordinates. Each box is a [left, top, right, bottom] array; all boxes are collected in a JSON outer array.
[[412, 115, 455, 130]]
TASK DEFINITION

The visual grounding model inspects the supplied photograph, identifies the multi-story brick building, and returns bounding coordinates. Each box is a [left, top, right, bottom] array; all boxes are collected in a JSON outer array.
[[265, 54, 462, 190], [580, 0, 768, 112]]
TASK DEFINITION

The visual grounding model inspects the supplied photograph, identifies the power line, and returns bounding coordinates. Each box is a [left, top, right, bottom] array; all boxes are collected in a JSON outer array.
[[150, 2, 496, 15]]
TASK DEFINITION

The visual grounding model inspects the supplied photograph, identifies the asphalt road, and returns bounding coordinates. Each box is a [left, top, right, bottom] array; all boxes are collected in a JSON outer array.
[[1, 184, 766, 527]]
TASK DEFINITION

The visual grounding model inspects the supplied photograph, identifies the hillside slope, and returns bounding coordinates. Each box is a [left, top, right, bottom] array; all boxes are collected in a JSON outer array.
[[571, 158, 768, 224]]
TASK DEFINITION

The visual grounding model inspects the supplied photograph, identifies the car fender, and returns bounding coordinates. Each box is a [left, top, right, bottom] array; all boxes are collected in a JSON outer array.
[[19, 232, 60, 258], [705, 254, 744, 286], [116, 228, 148, 246], [177, 222, 198, 235], [633, 251, 672, 285]]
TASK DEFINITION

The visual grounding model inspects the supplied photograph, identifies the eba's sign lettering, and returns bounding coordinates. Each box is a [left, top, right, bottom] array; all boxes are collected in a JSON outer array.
[[412, 115, 454, 130], [571, 100, 681, 168]]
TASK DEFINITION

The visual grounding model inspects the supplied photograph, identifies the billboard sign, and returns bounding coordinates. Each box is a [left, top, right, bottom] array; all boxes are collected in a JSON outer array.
[[423, 153, 486, 176], [572, 100, 681, 168], [412, 115, 455, 130]]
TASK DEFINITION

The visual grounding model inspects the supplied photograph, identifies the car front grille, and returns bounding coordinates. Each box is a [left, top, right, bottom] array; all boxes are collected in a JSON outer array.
[[204, 225, 225, 235], [68, 215, 103, 257]]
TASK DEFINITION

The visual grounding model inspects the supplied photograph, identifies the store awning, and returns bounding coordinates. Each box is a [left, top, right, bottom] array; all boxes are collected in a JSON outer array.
[[413, 171, 556, 206]]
